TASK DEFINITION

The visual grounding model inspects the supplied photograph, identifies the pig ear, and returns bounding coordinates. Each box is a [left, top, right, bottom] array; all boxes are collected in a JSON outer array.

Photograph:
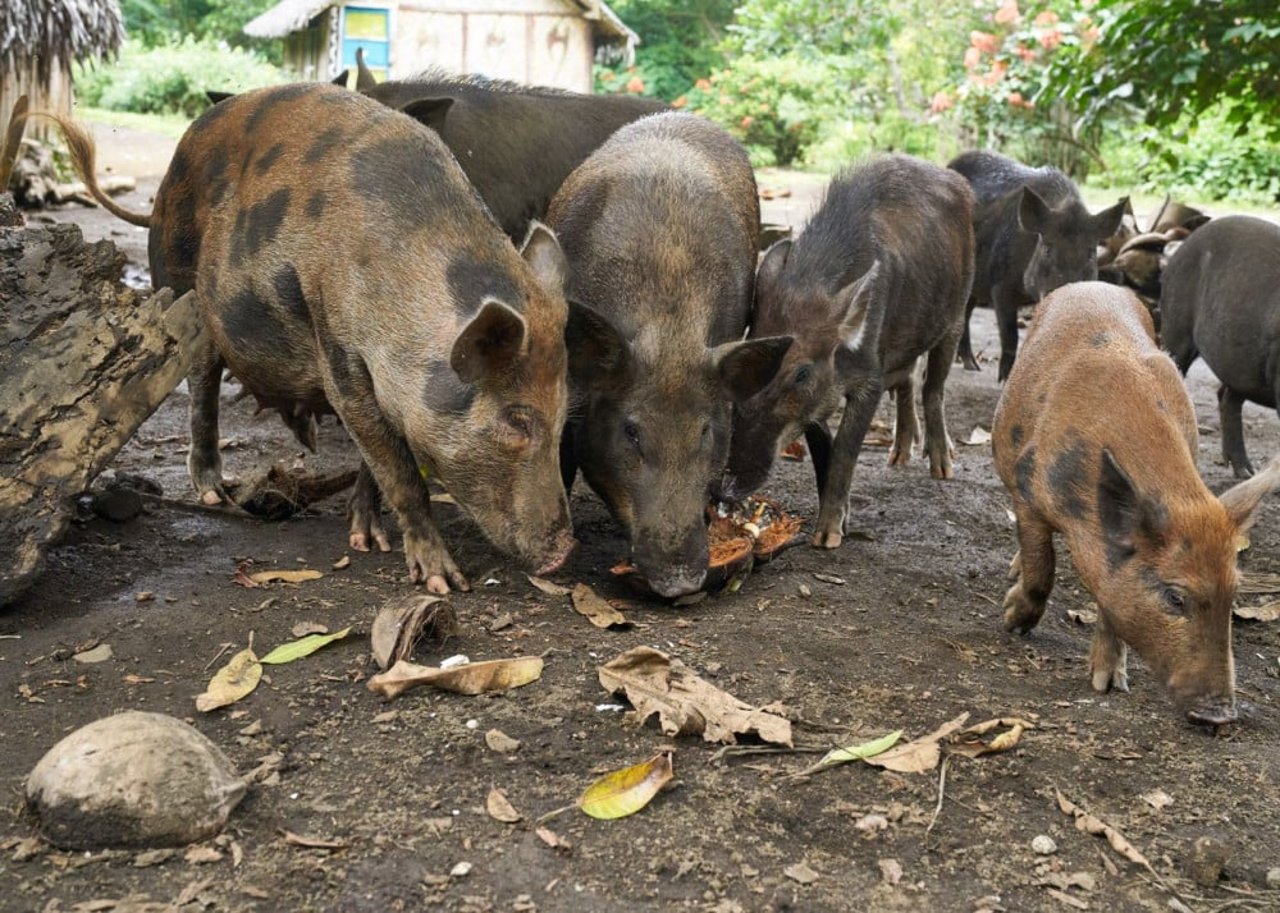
[[401, 97, 454, 133], [1093, 196, 1132, 242], [756, 239, 792, 297], [712, 336, 794, 404], [520, 222, 568, 296], [205, 90, 232, 105], [1219, 453, 1280, 532], [565, 300, 632, 391], [1017, 187, 1052, 235], [837, 260, 884, 351], [1098, 449, 1168, 553], [356, 48, 378, 92], [451, 298, 528, 383], [331, 69, 350, 88]]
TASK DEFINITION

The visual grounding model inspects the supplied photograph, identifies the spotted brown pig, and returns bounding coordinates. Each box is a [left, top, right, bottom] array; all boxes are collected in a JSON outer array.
[[993, 281, 1280, 725]]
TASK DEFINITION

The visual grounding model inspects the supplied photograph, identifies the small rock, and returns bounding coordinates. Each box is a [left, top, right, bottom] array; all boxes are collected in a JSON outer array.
[[91, 487, 143, 523], [1267, 867, 1280, 888], [798, 584, 812, 598], [1184, 835, 1231, 887], [185, 845, 223, 864], [133, 848, 177, 867], [1032, 834, 1058, 855], [878, 858, 903, 885], [784, 862, 819, 885], [11, 837, 43, 862], [450, 861, 473, 878], [854, 814, 889, 832], [485, 729, 521, 754]]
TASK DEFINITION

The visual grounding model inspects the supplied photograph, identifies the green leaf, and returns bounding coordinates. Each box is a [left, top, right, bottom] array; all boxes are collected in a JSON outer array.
[[579, 752, 674, 820], [260, 626, 352, 665], [812, 730, 903, 772]]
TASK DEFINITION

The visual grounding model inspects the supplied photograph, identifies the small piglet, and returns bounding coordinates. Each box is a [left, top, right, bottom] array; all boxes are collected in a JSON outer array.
[[718, 155, 975, 548], [993, 281, 1280, 725], [1160, 215, 1280, 478], [949, 150, 1128, 381]]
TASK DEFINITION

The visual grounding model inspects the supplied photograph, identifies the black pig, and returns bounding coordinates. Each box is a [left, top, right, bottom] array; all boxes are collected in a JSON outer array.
[[548, 113, 793, 597], [1160, 215, 1280, 478], [949, 150, 1128, 380], [717, 155, 975, 547]]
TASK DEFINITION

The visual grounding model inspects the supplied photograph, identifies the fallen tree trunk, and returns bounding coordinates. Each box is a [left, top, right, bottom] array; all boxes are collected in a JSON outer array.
[[0, 205, 203, 606]]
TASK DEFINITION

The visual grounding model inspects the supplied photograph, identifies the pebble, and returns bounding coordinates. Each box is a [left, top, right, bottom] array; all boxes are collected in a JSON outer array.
[[1184, 835, 1230, 887], [1031, 835, 1057, 855], [1266, 866, 1280, 888], [450, 861, 473, 878]]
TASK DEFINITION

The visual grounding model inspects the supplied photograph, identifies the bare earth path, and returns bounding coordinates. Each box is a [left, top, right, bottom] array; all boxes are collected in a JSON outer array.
[[2, 130, 1279, 913]]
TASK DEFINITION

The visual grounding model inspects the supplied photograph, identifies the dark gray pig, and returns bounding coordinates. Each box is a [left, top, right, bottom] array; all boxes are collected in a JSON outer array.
[[1160, 215, 1280, 478], [949, 150, 1128, 380], [548, 112, 793, 597], [716, 155, 975, 548], [57, 83, 578, 594]]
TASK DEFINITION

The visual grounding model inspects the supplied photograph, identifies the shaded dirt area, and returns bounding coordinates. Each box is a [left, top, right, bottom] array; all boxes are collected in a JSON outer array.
[[3, 143, 1280, 913]]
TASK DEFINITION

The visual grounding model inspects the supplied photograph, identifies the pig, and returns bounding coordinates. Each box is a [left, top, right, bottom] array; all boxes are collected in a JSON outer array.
[[948, 150, 1129, 381], [716, 155, 975, 548], [993, 280, 1280, 725], [546, 112, 793, 598], [360, 70, 668, 241], [46, 84, 576, 593], [1160, 215, 1280, 479]]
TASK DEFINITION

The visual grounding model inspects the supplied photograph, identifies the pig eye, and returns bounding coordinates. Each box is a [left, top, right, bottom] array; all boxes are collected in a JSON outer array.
[[504, 408, 533, 438], [1161, 587, 1188, 615], [623, 420, 642, 452], [793, 364, 813, 386]]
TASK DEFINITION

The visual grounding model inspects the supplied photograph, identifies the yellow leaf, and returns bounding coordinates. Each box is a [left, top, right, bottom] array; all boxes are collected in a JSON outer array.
[[249, 569, 324, 584], [196, 648, 262, 712], [259, 627, 352, 664], [579, 752, 673, 820], [367, 657, 544, 699], [816, 731, 902, 771]]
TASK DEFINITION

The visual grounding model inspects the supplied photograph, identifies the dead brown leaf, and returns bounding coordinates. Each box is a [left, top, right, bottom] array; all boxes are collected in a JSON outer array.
[[1055, 789, 1153, 871], [486, 788, 522, 823], [948, 716, 1035, 758], [1234, 600, 1280, 622], [248, 569, 323, 585], [290, 622, 328, 638], [367, 656, 544, 700], [598, 646, 792, 746], [527, 575, 571, 597], [232, 564, 261, 588], [279, 829, 348, 850], [571, 583, 632, 629], [370, 594, 458, 670], [865, 713, 970, 773], [536, 826, 567, 849]]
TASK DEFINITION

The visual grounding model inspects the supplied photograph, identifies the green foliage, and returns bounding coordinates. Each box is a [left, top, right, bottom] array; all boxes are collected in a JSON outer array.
[[1046, 0, 1280, 141], [599, 0, 735, 99], [76, 37, 285, 117], [120, 0, 281, 62]]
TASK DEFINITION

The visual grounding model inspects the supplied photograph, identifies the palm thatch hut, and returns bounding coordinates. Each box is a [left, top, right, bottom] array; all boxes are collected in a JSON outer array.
[[245, 0, 636, 94], [1, 0, 125, 137]]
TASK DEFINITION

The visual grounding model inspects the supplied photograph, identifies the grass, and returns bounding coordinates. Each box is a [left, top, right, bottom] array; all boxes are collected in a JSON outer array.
[[71, 106, 194, 140]]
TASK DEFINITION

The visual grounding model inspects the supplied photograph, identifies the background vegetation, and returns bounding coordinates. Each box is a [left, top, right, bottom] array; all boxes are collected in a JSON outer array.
[[84, 0, 1280, 205]]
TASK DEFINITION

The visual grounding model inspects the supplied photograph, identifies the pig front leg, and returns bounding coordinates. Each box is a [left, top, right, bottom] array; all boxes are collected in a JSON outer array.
[[323, 356, 469, 594], [187, 340, 231, 506], [1003, 510, 1055, 633], [1089, 611, 1129, 693], [348, 461, 391, 553], [1218, 386, 1255, 478], [922, 333, 960, 479], [804, 422, 833, 492], [957, 299, 980, 371], [994, 290, 1022, 383], [888, 377, 919, 468], [812, 376, 884, 548]]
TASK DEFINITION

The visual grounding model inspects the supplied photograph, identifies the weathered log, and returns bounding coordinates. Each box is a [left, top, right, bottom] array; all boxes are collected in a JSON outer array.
[[0, 214, 203, 606]]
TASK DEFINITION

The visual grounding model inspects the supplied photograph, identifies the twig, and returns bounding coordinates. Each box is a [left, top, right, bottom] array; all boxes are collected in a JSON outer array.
[[925, 755, 949, 839], [708, 744, 824, 764], [536, 804, 576, 825], [203, 642, 234, 671]]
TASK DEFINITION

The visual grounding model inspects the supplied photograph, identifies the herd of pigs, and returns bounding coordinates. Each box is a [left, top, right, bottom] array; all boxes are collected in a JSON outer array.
[[42, 63, 1280, 731]]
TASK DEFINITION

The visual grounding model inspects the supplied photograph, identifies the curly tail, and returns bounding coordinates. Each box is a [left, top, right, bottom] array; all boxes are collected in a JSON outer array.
[[20, 110, 153, 228]]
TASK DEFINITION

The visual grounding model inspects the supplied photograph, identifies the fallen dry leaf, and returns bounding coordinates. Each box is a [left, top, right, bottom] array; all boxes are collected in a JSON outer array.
[[865, 713, 971, 773], [1141, 789, 1172, 811], [486, 788, 522, 823], [535, 826, 566, 849], [948, 716, 1035, 758], [122, 674, 155, 684], [598, 646, 792, 746], [259, 627, 351, 665], [527, 575, 571, 597], [290, 622, 328, 638], [72, 643, 113, 664], [784, 862, 819, 885], [279, 829, 348, 850], [878, 858, 903, 886], [485, 729, 521, 754], [184, 845, 223, 864], [370, 593, 458, 670], [1067, 607, 1098, 625], [1055, 789, 1153, 871], [232, 565, 261, 588], [1234, 601, 1280, 622], [196, 647, 262, 712], [367, 656, 544, 700], [963, 426, 993, 446], [791, 730, 902, 778], [571, 583, 632, 629], [332, 555, 351, 570], [579, 752, 673, 820], [248, 569, 323, 585]]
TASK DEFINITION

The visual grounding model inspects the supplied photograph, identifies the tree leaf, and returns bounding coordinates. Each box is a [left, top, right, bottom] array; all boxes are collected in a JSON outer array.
[[486, 788, 522, 823], [864, 713, 971, 773], [248, 569, 324, 584], [196, 647, 262, 712], [793, 730, 902, 778], [527, 575, 571, 597], [367, 657, 543, 699], [1055, 788, 1154, 871], [571, 583, 632, 629], [1234, 600, 1280, 622], [947, 716, 1035, 758], [259, 627, 352, 665], [579, 752, 673, 820]]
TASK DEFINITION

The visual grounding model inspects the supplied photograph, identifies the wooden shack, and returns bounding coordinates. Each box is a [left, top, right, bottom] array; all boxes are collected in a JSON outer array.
[[245, 0, 636, 94], [1, 0, 125, 139]]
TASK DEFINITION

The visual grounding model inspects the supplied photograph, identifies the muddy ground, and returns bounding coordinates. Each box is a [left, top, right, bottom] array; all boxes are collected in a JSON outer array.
[[2, 127, 1280, 913]]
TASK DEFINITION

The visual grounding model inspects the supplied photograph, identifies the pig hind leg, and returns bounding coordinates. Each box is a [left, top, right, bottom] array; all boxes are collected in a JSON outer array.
[[348, 461, 391, 553], [187, 340, 232, 505], [813, 375, 885, 548], [1218, 385, 1255, 478], [1089, 611, 1129, 693], [957, 298, 980, 371], [994, 292, 1021, 383], [888, 376, 919, 467], [922, 331, 961, 480], [1002, 508, 1055, 634], [322, 352, 469, 594], [805, 422, 833, 491]]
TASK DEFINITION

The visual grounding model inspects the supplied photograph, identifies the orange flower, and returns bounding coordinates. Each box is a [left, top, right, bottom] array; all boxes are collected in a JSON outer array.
[[994, 0, 1020, 25], [1038, 28, 1062, 50], [964, 46, 982, 70], [1008, 91, 1024, 107], [626, 76, 645, 93], [1014, 43, 1036, 62], [673, 95, 688, 109], [970, 30, 1000, 54], [740, 115, 754, 128], [695, 78, 712, 91], [929, 91, 954, 113], [1034, 10, 1059, 26]]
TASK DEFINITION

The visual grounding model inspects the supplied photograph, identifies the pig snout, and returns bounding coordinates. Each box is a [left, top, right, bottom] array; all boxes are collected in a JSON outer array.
[[634, 527, 709, 599], [712, 471, 745, 504], [534, 529, 578, 576], [646, 566, 708, 599]]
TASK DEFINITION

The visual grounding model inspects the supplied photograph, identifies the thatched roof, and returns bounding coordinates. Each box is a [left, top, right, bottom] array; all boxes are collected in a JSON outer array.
[[246, 0, 637, 62], [1, 0, 125, 82]]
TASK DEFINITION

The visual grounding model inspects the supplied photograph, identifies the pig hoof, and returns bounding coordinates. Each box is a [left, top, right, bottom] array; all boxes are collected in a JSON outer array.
[[1007, 551, 1022, 580], [1091, 666, 1129, 693], [200, 489, 225, 506], [887, 448, 911, 468], [1232, 462, 1255, 480], [929, 460, 954, 480], [1001, 586, 1042, 634], [811, 529, 843, 549]]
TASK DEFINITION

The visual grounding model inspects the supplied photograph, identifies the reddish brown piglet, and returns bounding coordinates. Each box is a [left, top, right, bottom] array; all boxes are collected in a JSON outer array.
[[993, 281, 1280, 726]]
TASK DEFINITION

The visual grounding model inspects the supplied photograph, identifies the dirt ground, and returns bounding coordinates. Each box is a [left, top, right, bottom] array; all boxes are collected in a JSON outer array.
[[3, 127, 1280, 913]]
